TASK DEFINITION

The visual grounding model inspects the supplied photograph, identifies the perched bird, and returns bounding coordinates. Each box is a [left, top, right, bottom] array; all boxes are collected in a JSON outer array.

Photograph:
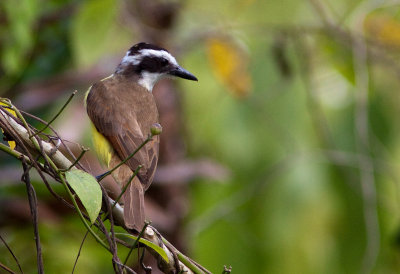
[[85, 42, 197, 230]]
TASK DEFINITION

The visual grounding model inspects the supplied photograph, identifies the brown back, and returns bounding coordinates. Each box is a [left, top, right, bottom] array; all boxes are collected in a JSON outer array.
[[86, 75, 159, 190]]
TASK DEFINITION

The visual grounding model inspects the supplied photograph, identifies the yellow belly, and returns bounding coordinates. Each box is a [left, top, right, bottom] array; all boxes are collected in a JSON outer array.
[[84, 79, 114, 168], [90, 121, 112, 167]]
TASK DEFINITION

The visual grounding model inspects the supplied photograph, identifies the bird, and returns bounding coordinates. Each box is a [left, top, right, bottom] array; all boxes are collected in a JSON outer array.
[[85, 42, 197, 231]]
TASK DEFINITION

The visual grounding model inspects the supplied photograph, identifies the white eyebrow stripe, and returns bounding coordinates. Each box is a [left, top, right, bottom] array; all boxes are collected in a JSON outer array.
[[120, 49, 179, 67], [139, 49, 178, 66]]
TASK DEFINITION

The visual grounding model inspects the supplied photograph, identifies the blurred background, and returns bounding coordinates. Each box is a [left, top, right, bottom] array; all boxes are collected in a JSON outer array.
[[1, 0, 400, 273]]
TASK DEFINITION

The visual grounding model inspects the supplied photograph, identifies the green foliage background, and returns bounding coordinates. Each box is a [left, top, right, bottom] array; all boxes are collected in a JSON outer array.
[[1, 0, 400, 273]]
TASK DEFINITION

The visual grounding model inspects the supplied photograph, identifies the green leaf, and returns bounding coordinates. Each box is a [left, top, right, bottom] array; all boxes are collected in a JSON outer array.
[[115, 232, 169, 263], [319, 35, 355, 85], [65, 169, 102, 224], [1, 0, 38, 75]]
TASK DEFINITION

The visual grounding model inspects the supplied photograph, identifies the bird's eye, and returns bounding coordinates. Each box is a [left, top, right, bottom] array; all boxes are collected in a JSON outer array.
[[160, 58, 168, 66]]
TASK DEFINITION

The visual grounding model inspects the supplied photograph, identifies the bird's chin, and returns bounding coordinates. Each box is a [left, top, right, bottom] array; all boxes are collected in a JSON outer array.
[[138, 72, 163, 92]]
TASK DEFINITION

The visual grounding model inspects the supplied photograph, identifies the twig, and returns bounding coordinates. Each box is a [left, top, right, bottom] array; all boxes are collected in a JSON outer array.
[[1, 104, 106, 249], [140, 248, 152, 274], [124, 221, 150, 265], [161, 235, 210, 274], [21, 158, 44, 274], [0, 110, 109, 251], [20, 110, 87, 171], [0, 262, 15, 274], [97, 135, 153, 182], [0, 106, 74, 209], [114, 261, 137, 274], [100, 165, 142, 224], [113, 165, 142, 209], [72, 231, 89, 274], [0, 234, 23, 273], [63, 146, 89, 171], [101, 188, 123, 273], [31, 90, 77, 137], [0, 143, 30, 163]]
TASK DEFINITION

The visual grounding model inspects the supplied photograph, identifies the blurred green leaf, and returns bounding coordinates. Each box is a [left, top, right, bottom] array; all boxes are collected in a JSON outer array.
[[65, 169, 102, 224], [1, 0, 38, 75], [319, 36, 355, 84], [70, 0, 117, 67]]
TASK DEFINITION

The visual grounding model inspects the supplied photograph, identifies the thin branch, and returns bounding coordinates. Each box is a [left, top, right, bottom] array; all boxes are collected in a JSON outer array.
[[97, 135, 153, 182], [0, 106, 76, 208], [72, 231, 89, 274], [161, 235, 210, 274], [0, 234, 23, 273], [31, 90, 77, 137], [21, 159, 44, 274], [100, 188, 123, 274], [63, 146, 89, 171], [20, 110, 87, 171], [99, 162, 143, 231], [124, 221, 150, 265], [113, 166, 142, 209], [0, 143, 30, 163], [140, 248, 152, 274], [0, 262, 15, 274]]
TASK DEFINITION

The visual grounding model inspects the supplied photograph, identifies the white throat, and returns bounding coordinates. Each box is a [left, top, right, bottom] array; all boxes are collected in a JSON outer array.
[[138, 72, 163, 92]]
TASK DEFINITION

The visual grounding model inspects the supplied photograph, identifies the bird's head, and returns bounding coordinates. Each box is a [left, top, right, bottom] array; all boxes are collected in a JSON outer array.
[[115, 42, 198, 91]]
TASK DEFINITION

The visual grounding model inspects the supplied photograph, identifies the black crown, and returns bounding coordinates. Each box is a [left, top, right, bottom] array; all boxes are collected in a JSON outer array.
[[128, 42, 168, 56]]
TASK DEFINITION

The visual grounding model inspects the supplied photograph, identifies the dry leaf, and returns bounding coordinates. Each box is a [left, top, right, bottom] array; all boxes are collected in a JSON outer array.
[[207, 37, 252, 98], [0, 102, 16, 150], [364, 14, 400, 47]]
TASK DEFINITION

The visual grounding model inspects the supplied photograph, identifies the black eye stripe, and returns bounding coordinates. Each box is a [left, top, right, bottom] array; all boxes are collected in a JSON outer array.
[[160, 58, 168, 66], [139, 56, 170, 73]]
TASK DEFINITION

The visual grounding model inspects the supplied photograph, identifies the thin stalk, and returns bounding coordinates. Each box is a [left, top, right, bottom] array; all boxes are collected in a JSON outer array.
[[31, 91, 77, 137], [101, 165, 142, 222], [162, 236, 210, 274], [63, 147, 89, 171], [97, 135, 153, 182], [0, 234, 23, 273], [0, 143, 30, 163], [123, 222, 150, 265], [112, 165, 142, 209]]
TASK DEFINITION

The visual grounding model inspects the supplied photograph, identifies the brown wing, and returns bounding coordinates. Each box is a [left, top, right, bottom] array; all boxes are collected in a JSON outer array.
[[86, 79, 159, 189]]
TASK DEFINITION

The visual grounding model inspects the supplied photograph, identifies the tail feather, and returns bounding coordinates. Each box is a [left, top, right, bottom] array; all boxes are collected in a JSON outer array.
[[123, 176, 145, 231]]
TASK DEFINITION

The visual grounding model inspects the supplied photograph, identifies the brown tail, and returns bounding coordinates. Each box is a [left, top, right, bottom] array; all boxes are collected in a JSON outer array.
[[123, 176, 145, 231]]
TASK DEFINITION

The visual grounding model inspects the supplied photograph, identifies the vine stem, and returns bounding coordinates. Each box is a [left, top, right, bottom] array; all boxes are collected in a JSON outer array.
[[31, 90, 77, 137], [97, 135, 153, 182]]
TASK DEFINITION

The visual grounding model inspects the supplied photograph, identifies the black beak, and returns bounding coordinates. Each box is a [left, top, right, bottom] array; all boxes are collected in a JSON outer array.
[[169, 66, 198, 81]]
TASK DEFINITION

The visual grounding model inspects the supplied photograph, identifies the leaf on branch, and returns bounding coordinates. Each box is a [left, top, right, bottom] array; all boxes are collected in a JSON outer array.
[[65, 169, 102, 224], [206, 36, 252, 98], [115, 232, 169, 263]]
